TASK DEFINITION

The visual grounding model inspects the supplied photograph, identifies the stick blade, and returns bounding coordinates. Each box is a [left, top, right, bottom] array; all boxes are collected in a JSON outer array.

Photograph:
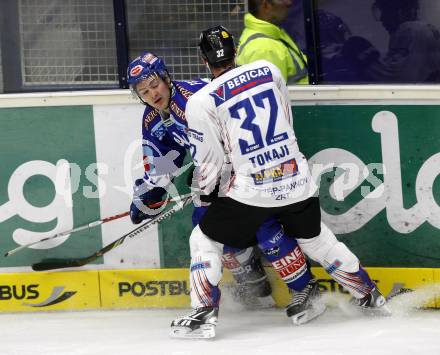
[[32, 258, 85, 271]]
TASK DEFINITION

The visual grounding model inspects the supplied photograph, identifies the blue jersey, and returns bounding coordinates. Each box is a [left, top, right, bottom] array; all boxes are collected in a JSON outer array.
[[140, 79, 207, 192]]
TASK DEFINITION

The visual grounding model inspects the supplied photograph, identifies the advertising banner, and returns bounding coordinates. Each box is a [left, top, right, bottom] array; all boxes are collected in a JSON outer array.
[[0, 270, 100, 312], [0, 267, 434, 313], [99, 269, 191, 309]]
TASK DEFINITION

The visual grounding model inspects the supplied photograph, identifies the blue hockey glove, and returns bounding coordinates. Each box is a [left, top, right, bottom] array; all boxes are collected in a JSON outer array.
[[130, 179, 167, 224]]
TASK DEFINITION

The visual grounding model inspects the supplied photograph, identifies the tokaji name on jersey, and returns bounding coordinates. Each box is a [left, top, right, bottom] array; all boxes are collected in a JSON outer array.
[[249, 144, 290, 167]]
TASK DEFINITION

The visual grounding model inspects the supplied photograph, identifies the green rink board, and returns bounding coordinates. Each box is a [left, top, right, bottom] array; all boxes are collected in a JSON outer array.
[[0, 106, 102, 267], [158, 155, 193, 268]]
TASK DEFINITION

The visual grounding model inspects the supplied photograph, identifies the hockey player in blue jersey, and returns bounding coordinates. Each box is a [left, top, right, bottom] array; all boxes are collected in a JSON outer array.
[[126, 51, 324, 322]]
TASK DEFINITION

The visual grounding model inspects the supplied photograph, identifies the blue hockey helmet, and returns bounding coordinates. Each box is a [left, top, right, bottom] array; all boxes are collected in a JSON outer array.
[[127, 52, 169, 87]]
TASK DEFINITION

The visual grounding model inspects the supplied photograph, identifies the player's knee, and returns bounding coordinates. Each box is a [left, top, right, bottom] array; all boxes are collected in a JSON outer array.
[[189, 225, 223, 285], [189, 225, 222, 256], [296, 222, 337, 263], [324, 242, 360, 273], [222, 247, 254, 271], [257, 221, 297, 263], [222, 246, 269, 287], [255, 218, 281, 244], [297, 222, 359, 273]]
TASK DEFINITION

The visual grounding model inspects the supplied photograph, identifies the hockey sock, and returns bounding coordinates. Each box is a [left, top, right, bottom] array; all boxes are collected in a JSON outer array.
[[257, 218, 311, 291], [297, 222, 376, 298], [189, 226, 223, 309]]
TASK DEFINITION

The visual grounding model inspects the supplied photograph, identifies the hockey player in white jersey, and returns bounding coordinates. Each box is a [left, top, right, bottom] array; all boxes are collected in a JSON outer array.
[[126, 51, 327, 314], [170, 26, 389, 339]]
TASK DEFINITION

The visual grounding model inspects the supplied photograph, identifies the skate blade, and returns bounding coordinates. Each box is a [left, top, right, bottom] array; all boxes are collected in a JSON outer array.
[[291, 302, 326, 326], [257, 295, 276, 309], [386, 287, 414, 302], [170, 324, 216, 339], [359, 304, 392, 317], [244, 295, 276, 309]]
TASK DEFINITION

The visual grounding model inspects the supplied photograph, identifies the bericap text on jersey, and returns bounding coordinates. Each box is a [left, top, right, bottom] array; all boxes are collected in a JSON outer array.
[[226, 66, 271, 90]]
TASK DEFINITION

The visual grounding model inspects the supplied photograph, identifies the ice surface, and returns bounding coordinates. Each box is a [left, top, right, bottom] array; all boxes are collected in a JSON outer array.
[[1, 288, 440, 355]]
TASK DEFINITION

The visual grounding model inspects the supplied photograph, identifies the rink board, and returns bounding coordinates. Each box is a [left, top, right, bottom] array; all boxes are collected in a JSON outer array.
[[1, 88, 440, 272], [0, 271, 100, 312], [0, 267, 438, 312]]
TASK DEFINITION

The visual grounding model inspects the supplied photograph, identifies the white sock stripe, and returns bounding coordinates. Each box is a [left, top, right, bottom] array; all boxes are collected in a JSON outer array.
[[193, 256, 212, 306], [331, 269, 371, 296], [197, 268, 211, 306], [192, 257, 208, 306]]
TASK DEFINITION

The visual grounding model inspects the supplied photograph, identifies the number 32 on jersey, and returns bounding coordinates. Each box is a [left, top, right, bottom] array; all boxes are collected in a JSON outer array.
[[228, 88, 288, 156]]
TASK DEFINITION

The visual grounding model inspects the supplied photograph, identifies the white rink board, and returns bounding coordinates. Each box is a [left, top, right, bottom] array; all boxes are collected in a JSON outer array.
[[92, 104, 162, 269]]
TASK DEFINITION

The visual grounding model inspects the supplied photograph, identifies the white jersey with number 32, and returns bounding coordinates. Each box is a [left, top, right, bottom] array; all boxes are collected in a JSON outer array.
[[185, 60, 317, 207]]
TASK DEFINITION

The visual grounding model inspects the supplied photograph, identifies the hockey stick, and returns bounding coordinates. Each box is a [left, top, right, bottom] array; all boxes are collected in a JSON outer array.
[[31, 193, 193, 271], [5, 195, 187, 258]]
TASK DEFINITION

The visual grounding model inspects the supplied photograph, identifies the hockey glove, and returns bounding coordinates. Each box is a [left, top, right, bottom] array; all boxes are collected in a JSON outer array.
[[186, 166, 219, 203], [130, 179, 167, 224], [199, 183, 220, 203]]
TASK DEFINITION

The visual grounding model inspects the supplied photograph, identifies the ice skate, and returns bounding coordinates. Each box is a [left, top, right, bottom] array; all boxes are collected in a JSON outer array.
[[350, 287, 391, 316], [233, 275, 276, 309], [286, 279, 326, 325], [170, 306, 218, 339]]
